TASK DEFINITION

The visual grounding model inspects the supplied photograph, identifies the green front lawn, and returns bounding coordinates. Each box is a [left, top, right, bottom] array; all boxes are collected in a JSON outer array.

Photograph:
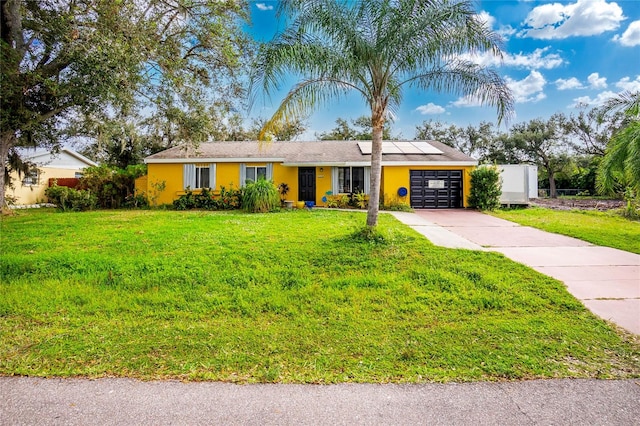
[[491, 207, 640, 255], [1, 209, 638, 382]]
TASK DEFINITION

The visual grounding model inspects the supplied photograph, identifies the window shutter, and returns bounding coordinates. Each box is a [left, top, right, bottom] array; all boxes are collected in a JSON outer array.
[[331, 167, 339, 195], [209, 164, 216, 190], [183, 164, 195, 190], [266, 163, 273, 181], [240, 163, 246, 186], [364, 167, 371, 194]]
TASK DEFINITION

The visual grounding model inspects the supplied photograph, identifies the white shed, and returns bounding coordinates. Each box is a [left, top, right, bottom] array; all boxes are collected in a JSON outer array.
[[498, 164, 538, 205]]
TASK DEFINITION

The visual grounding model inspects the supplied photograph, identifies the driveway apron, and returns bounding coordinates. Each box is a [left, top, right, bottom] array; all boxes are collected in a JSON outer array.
[[392, 210, 640, 335]]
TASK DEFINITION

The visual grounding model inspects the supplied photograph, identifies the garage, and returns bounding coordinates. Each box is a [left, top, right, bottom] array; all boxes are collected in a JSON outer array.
[[410, 170, 463, 208]]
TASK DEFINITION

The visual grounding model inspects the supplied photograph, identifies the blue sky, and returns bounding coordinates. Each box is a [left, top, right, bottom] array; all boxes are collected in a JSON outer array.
[[245, 0, 640, 139]]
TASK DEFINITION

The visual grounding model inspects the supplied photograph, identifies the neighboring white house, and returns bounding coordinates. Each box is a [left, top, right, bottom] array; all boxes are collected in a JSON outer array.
[[5, 148, 97, 205]]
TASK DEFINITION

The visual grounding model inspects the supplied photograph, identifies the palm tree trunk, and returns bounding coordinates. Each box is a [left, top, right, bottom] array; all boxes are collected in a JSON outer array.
[[366, 109, 384, 228]]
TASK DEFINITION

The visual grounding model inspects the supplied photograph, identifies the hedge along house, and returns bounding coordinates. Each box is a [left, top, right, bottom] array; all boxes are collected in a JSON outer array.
[[141, 140, 477, 208]]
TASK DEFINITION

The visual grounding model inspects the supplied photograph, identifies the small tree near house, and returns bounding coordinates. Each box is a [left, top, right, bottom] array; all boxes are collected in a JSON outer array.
[[468, 165, 502, 211]]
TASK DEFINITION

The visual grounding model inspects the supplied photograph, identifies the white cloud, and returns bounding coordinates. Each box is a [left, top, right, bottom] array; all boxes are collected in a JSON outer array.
[[415, 103, 446, 115], [498, 26, 517, 39], [520, 0, 625, 40], [452, 71, 546, 107], [613, 20, 640, 47], [588, 73, 607, 89], [451, 96, 483, 108], [476, 11, 496, 29], [570, 91, 618, 108], [555, 77, 583, 90], [256, 3, 274, 11], [476, 10, 517, 40], [506, 70, 547, 103], [460, 47, 564, 70], [615, 75, 640, 92]]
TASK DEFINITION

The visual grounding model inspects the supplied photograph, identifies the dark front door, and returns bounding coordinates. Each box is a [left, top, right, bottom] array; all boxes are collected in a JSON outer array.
[[298, 167, 316, 203], [410, 170, 463, 208]]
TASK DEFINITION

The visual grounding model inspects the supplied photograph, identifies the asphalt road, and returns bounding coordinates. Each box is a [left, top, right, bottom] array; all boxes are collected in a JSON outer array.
[[2, 377, 639, 425]]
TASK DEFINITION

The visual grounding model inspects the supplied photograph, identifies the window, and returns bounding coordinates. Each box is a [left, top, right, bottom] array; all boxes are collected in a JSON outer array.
[[22, 169, 39, 186], [240, 163, 273, 186], [183, 164, 216, 190], [337, 167, 366, 193], [195, 165, 210, 188], [245, 166, 267, 183]]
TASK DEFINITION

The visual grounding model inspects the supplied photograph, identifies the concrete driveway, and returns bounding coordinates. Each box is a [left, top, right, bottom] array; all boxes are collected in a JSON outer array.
[[392, 210, 640, 335]]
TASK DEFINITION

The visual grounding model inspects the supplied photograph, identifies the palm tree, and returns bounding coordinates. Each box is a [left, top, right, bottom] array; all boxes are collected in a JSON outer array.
[[251, 0, 513, 229], [597, 91, 640, 194]]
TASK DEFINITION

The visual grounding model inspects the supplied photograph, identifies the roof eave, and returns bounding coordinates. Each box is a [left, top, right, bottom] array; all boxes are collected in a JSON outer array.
[[145, 157, 287, 164]]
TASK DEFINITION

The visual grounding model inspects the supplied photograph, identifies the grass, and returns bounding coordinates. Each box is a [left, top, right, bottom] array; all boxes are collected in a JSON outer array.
[[1, 209, 638, 383], [491, 207, 640, 255]]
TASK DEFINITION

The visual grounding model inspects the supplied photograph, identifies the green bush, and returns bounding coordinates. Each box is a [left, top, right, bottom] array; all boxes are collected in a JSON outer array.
[[173, 188, 197, 210], [619, 187, 640, 220], [216, 185, 242, 210], [173, 186, 243, 211], [79, 164, 147, 209], [45, 183, 97, 212], [468, 165, 502, 211], [242, 179, 280, 213]]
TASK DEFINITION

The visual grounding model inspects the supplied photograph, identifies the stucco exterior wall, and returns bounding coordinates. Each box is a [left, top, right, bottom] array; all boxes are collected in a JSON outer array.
[[7, 167, 79, 205], [147, 162, 306, 206], [381, 165, 475, 208], [144, 163, 475, 208]]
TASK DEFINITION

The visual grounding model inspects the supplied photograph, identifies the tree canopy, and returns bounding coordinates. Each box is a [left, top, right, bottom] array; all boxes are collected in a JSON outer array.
[[1, 0, 250, 207], [317, 116, 396, 141]]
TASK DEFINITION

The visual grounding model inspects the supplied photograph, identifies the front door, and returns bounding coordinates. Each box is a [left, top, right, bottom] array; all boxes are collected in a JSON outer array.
[[298, 167, 316, 203]]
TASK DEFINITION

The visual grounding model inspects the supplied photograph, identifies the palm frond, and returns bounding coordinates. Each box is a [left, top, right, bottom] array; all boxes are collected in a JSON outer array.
[[597, 121, 640, 193], [251, 0, 514, 137], [258, 77, 366, 141]]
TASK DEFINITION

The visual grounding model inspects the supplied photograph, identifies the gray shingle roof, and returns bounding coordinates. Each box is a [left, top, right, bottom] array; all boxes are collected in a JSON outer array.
[[144, 140, 477, 165]]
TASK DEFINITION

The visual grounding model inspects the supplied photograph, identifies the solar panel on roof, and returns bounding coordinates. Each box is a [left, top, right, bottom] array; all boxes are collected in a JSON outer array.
[[395, 142, 422, 154], [413, 142, 443, 154], [357, 141, 372, 154], [381, 142, 402, 153]]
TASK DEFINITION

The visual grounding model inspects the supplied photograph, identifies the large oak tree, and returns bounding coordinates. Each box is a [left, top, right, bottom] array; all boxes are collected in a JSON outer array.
[[1, 0, 249, 208]]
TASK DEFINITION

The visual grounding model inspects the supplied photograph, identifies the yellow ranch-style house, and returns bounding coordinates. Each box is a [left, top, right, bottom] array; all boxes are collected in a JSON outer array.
[[139, 140, 477, 209]]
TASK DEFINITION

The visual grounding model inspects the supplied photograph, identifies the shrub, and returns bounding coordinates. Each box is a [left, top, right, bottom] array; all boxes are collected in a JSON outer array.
[[173, 186, 243, 211], [216, 185, 242, 210], [45, 183, 97, 212], [278, 183, 290, 207], [619, 187, 640, 220], [194, 187, 217, 210], [353, 192, 368, 209], [242, 179, 279, 213], [382, 194, 413, 211], [79, 164, 147, 209], [123, 193, 148, 209], [173, 188, 197, 210], [468, 165, 502, 211]]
